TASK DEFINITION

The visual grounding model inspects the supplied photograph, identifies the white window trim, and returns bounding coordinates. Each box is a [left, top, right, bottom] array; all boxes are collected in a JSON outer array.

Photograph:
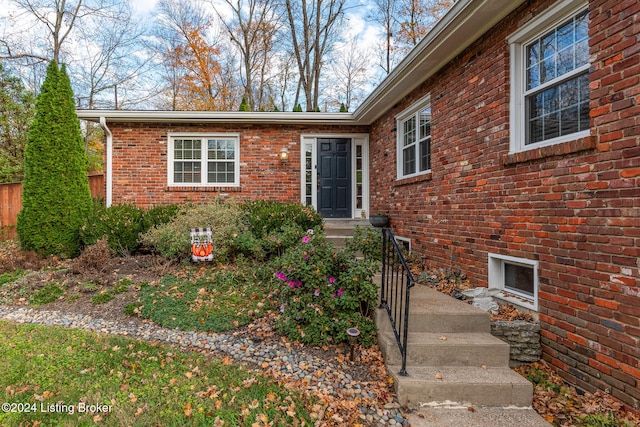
[[488, 253, 539, 311], [167, 133, 240, 187], [396, 94, 431, 180], [508, 0, 590, 154]]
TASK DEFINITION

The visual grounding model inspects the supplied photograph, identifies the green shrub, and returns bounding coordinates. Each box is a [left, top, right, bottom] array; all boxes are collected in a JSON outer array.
[[242, 200, 322, 258], [80, 201, 145, 255], [17, 61, 92, 257], [273, 229, 378, 347], [345, 226, 383, 261], [242, 200, 322, 239], [141, 204, 180, 230], [140, 200, 248, 262]]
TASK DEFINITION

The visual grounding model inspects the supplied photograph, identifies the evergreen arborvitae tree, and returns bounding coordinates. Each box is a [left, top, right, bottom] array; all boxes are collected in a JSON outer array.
[[239, 96, 250, 111], [17, 61, 93, 257], [293, 104, 302, 112], [340, 103, 347, 112]]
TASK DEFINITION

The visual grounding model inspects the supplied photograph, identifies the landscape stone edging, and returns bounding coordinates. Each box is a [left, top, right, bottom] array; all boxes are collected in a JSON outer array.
[[490, 319, 541, 367]]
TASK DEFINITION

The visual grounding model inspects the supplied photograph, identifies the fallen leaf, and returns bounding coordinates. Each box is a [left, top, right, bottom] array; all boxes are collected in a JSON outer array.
[[434, 373, 443, 380], [438, 336, 448, 341], [184, 402, 193, 417]]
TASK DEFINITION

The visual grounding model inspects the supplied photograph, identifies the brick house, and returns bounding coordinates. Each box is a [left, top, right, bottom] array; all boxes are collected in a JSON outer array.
[[78, 0, 640, 409]]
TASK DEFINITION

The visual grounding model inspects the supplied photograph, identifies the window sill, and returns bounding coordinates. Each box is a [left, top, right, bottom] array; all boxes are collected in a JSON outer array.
[[166, 185, 242, 193], [394, 172, 432, 187], [503, 136, 596, 166], [494, 291, 537, 313]]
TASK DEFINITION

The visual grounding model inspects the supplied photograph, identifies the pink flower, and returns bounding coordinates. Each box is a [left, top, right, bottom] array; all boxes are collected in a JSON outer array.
[[302, 235, 310, 243], [288, 281, 295, 288], [275, 272, 287, 281], [327, 277, 336, 286], [337, 288, 343, 297], [314, 289, 320, 296], [307, 229, 314, 234], [280, 303, 286, 313]]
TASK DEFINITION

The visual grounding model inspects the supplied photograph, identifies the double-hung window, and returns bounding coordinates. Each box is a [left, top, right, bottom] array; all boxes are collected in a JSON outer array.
[[168, 134, 240, 186], [509, 0, 589, 153], [397, 95, 431, 180]]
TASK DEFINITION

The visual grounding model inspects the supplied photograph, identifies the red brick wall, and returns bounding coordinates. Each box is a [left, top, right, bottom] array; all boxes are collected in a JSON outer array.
[[108, 122, 368, 208], [369, 0, 640, 409]]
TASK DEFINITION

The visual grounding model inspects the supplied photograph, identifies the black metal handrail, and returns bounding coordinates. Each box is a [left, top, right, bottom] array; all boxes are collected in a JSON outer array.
[[380, 227, 415, 376]]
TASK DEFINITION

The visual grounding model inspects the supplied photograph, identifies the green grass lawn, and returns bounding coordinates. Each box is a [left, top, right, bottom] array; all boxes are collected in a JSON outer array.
[[0, 321, 315, 427]]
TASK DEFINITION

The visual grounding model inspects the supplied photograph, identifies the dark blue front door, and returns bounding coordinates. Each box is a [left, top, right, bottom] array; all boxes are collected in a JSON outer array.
[[318, 138, 351, 218]]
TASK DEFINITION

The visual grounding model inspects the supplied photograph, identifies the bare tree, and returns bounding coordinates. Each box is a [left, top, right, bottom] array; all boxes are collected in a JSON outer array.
[[284, 0, 347, 112], [369, 0, 399, 75], [74, 2, 151, 109], [328, 36, 372, 111], [0, 0, 128, 65], [212, 0, 281, 111]]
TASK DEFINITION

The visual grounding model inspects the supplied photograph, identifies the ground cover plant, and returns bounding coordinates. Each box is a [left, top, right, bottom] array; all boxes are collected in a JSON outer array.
[[0, 321, 315, 426], [138, 266, 271, 333]]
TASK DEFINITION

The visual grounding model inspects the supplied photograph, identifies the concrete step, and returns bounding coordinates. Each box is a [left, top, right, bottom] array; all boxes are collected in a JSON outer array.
[[387, 365, 533, 407], [375, 287, 491, 334], [378, 331, 510, 367], [375, 283, 533, 409], [323, 219, 372, 227], [406, 406, 552, 427]]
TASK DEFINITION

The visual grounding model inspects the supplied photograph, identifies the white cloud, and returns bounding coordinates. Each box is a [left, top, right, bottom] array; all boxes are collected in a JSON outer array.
[[131, 0, 160, 15]]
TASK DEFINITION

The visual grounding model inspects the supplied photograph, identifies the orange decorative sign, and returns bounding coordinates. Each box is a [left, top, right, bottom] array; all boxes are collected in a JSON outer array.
[[190, 228, 213, 262]]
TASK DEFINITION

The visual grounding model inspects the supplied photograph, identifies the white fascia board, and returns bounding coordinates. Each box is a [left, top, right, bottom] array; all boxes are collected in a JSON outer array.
[[354, 0, 526, 124], [76, 110, 360, 125]]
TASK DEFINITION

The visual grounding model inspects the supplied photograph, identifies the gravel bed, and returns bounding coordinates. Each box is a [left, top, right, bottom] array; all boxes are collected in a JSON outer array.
[[0, 305, 407, 426]]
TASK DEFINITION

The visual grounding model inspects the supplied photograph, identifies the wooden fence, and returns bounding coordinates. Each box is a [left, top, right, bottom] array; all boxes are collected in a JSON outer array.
[[0, 174, 104, 239]]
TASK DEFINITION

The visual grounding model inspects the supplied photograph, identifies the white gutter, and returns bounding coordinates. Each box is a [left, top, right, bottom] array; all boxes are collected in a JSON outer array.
[[78, 110, 359, 125], [99, 116, 113, 207]]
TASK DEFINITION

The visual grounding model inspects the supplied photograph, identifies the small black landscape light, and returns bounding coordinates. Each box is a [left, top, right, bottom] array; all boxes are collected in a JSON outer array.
[[347, 327, 360, 362]]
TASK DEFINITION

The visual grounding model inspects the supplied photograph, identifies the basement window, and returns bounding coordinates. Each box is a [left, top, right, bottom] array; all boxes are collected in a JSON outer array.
[[488, 254, 538, 310], [395, 236, 411, 253]]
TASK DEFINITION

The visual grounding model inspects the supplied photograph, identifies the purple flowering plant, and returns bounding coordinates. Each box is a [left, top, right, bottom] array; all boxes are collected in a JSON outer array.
[[273, 227, 378, 346]]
